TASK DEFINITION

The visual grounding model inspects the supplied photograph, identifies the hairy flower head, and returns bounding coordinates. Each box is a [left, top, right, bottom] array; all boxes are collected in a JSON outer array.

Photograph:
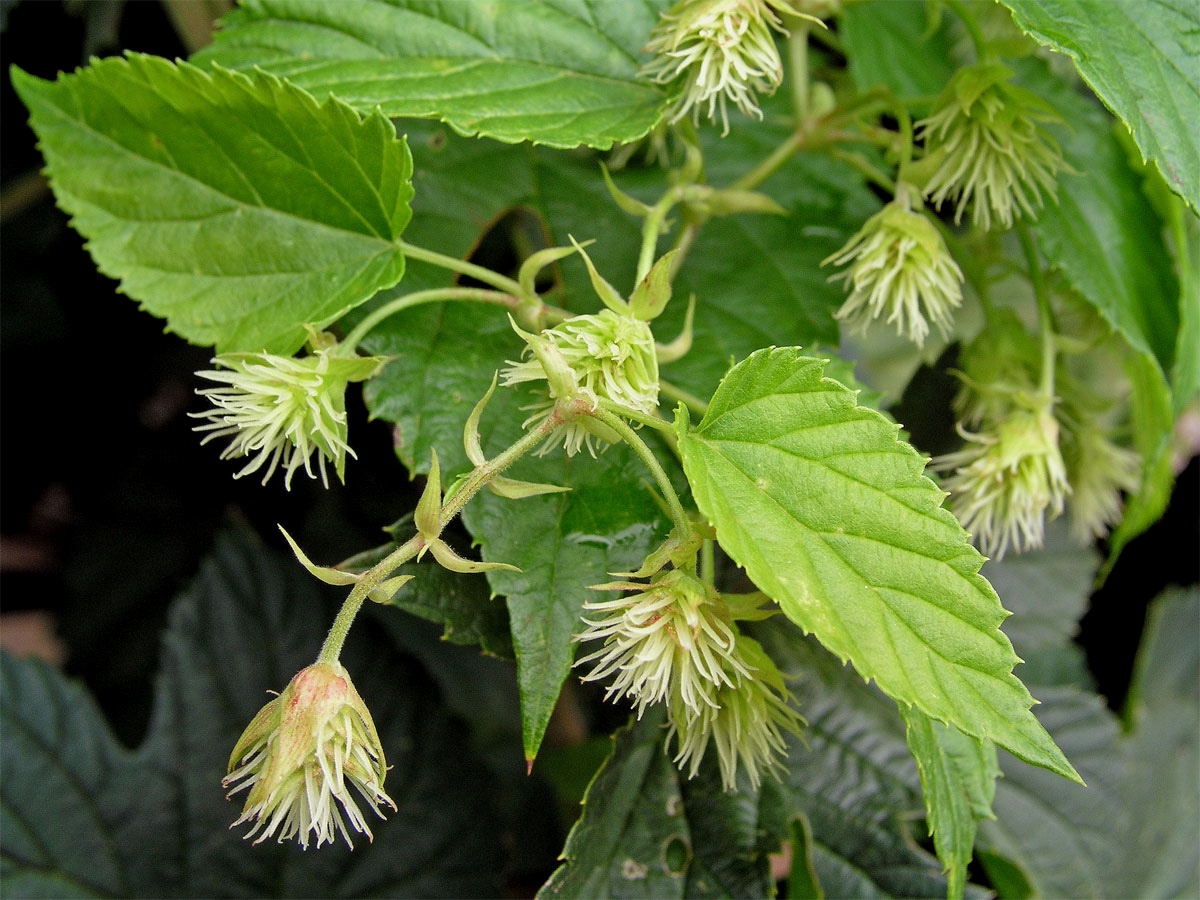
[[642, 0, 817, 134], [224, 662, 395, 849], [574, 569, 751, 717], [917, 63, 1064, 231], [936, 398, 1070, 558], [824, 183, 964, 346], [502, 309, 659, 456], [192, 332, 385, 489], [1062, 424, 1140, 542], [668, 636, 803, 790]]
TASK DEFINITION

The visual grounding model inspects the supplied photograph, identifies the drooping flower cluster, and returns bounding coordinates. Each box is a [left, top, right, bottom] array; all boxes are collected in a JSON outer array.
[[1057, 370, 1142, 542], [937, 400, 1070, 558], [824, 183, 964, 346], [936, 311, 1139, 556], [224, 662, 395, 849], [575, 569, 802, 790], [642, 0, 819, 134], [669, 635, 803, 789], [192, 330, 385, 489], [917, 63, 1065, 231]]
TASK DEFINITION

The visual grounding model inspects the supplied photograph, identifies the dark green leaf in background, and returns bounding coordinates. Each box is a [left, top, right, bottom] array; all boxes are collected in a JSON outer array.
[[196, 0, 674, 149], [999, 0, 1200, 212], [977, 587, 1200, 899], [12, 55, 413, 355], [540, 712, 783, 900], [678, 348, 1078, 782], [0, 533, 502, 898], [840, 0, 958, 100]]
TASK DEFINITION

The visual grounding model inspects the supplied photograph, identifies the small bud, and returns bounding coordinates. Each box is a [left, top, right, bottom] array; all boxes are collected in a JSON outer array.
[[824, 184, 964, 346], [192, 333, 385, 490], [574, 569, 752, 718], [642, 0, 820, 135], [917, 63, 1065, 231], [667, 636, 803, 791], [224, 662, 395, 849]]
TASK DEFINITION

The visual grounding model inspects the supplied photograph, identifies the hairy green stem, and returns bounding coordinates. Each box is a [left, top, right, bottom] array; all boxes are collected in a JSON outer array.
[[317, 534, 421, 665], [317, 415, 558, 665], [397, 239, 526, 297], [341, 287, 516, 351], [638, 189, 682, 283], [700, 539, 716, 588], [593, 407, 692, 539], [1017, 224, 1057, 397], [731, 129, 807, 191]]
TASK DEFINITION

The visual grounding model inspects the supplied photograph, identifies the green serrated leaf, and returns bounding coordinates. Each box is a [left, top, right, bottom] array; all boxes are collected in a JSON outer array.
[[755, 622, 987, 900], [0, 532, 503, 898], [979, 587, 1199, 900], [539, 712, 689, 900], [999, 0, 1200, 212], [677, 347, 1080, 783], [900, 708, 998, 900], [981, 520, 1098, 689], [196, 0, 673, 150], [1013, 58, 1181, 380], [1103, 348, 1176, 575], [539, 711, 781, 900], [12, 54, 412, 355]]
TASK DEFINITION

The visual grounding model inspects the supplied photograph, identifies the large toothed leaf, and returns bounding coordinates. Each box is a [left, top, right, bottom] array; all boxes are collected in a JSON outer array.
[[12, 54, 413, 355], [999, 0, 1200, 212], [677, 348, 1079, 782], [196, 0, 673, 150], [539, 712, 783, 900]]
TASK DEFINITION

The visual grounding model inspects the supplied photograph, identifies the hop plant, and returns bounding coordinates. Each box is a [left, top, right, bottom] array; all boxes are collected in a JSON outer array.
[[668, 636, 803, 790], [917, 63, 1065, 231], [824, 183, 964, 346], [574, 569, 751, 717], [224, 662, 395, 849], [192, 330, 385, 489], [642, 0, 818, 134], [936, 400, 1071, 558]]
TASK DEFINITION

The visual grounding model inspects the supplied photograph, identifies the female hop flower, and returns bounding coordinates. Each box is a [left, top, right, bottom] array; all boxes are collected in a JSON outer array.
[[574, 570, 751, 717], [192, 330, 385, 489], [936, 399, 1071, 558], [917, 63, 1065, 231], [824, 183, 964, 346], [224, 662, 395, 850], [642, 0, 819, 134], [668, 636, 803, 790]]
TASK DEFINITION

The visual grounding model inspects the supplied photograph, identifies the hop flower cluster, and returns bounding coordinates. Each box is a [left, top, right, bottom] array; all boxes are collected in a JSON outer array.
[[501, 308, 659, 456], [575, 570, 801, 790], [917, 63, 1064, 231], [642, 0, 816, 134], [192, 334, 384, 489], [936, 313, 1139, 556], [824, 184, 964, 346], [224, 663, 395, 850], [937, 400, 1070, 558]]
